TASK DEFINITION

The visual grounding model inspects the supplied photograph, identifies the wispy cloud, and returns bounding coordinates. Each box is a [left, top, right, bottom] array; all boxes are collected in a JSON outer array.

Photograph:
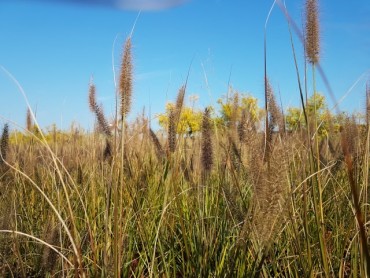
[[116, 0, 190, 10], [28, 0, 191, 11]]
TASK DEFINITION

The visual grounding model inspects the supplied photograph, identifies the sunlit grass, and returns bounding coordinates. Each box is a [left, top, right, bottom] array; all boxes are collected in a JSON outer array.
[[0, 0, 370, 277]]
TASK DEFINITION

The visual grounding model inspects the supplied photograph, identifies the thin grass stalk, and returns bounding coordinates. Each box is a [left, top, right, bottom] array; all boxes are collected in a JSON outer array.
[[0, 158, 81, 274], [263, 39, 269, 166], [304, 0, 329, 273], [366, 82, 370, 127], [113, 131, 121, 277], [112, 35, 119, 155], [115, 36, 133, 278], [1, 67, 86, 276], [363, 84, 370, 229], [43, 129, 99, 274], [341, 127, 370, 276], [0, 230, 73, 267], [11, 194, 27, 278], [311, 65, 329, 276], [262, 2, 275, 166]]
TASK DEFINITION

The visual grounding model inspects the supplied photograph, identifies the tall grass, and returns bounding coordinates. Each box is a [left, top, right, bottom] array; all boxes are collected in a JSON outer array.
[[0, 1, 369, 277]]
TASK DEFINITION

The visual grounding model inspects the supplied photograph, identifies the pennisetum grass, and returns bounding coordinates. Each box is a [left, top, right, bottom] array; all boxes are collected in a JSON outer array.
[[201, 107, 213, 178], [0, 124, 9, 165], [26, 108, 33, 132], [1, 2, 369, 277], [88, 81, 112, 138], [40, 223, 60, 276], [175, 85, 186, 121], [112, 35, 134, 278], [304, 0, 330, 275], [149, 128, 165, 160], [168, 106, 176, 153], [119, 38, 133, 120], [341, 118, 370, 276], [305, 0, 320, 65]]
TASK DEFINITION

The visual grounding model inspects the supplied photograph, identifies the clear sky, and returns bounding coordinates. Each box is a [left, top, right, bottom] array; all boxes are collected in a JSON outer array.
[[0, 0, 369, 131]]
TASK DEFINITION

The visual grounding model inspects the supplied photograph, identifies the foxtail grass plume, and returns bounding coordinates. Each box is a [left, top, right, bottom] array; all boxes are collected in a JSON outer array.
[[0, 124, 9, 164], [88, 81, 97, 112], [149, 128, 165, 159], [88, 82, 112, 137], [175, 85, 186, 116], [26, 108, 33, 131], [119, 38, 133, 119], [305, 0, 320, 64], [174, 85, 186, 126], [41, 225, 60, 276], [265, 78, 276, 162], [340, 117, 358, 158], [264, 78, 284, 163], [168, 107, 176, 153], [340, 117, 370, 269], [103, 139, 112, 161], [201, 107, 213, 173], [267, 79, 283, 133]]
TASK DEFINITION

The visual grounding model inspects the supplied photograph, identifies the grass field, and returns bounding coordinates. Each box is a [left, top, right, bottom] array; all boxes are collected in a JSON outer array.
[[1, 0, 370, 277]]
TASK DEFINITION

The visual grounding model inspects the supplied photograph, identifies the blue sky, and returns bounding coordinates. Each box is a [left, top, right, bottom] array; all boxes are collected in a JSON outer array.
[[0, 0, 369, 131]]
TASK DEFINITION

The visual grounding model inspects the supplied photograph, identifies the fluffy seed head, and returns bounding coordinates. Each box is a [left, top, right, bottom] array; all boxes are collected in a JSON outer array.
[[95, 106, 112, 137], [305, 0, 320, 64], [88, 82, 97, 112], [103, 139, 112, 161], [26, 108, 33, 131], [175, 85, 186, 116], [267, 80, 283, 132], [119, 38, 133, 118], [88, 82, 111, 137], [168, 107, 176, 153], [265, 79, 274, 151], [0, 124, 9, 164], [41, 225, 59, 275], [149, 128, 165, 160], [201, 107, 213, 173], [340, 117, 358, 157]]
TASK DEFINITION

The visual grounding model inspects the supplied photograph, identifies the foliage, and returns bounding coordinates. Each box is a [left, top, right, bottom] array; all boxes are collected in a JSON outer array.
[[285, 92, 345, 137], [216, 89, 262, 128], [157, 102, 203, 135]]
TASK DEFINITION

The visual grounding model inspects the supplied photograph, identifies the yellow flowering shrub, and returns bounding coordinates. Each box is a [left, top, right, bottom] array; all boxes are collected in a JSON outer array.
[[158, 103, 203, 134]]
